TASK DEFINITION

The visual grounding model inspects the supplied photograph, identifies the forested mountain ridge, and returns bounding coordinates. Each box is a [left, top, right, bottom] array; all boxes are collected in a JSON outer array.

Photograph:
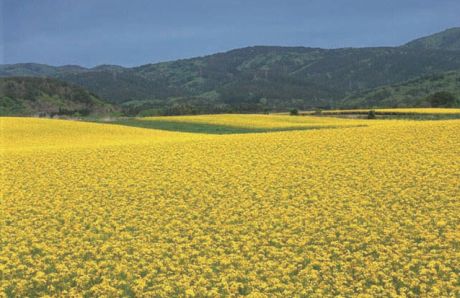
[[404, 27, 460, 51], [0, 77, 115, 116], [343, 70, 460, 108], [1, 27, 459, 115]]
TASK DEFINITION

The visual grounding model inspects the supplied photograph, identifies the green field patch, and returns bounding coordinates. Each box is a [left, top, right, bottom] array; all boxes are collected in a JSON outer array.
[[104, 119, 351, 134]]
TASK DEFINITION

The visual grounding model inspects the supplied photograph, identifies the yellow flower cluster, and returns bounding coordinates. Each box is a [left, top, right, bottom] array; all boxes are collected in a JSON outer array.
[[1, 116, 459, 297]]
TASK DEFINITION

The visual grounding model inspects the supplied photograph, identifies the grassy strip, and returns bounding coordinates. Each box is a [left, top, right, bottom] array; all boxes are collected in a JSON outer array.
[[108, 119, 264, 134], [101, 119, 355, 134]]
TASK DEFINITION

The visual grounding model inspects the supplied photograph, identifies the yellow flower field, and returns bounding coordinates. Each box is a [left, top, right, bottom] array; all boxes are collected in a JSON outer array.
[[1, 117, 206, 152], [1, 116, 459, 297], [299, 108, 460, 115]]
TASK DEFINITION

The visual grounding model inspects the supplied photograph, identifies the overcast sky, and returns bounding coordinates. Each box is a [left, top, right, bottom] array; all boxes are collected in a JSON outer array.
[[1, 0, 460, 67]]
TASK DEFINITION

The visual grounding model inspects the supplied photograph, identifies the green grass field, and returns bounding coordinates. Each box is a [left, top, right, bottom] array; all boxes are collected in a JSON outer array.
[[105, 119, 345, 134]]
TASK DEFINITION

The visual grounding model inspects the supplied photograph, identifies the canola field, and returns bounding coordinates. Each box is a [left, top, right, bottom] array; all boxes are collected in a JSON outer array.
[[1, 115, 459, 297], [299, 108, 460, 115]]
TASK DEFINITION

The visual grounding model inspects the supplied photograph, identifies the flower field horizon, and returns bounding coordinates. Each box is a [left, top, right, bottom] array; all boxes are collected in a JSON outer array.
[[1, 116, 459, 297], [298, 108, 460, 115]]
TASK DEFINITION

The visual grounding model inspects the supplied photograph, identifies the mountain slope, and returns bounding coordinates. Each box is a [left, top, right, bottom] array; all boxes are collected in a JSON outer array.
[[344, 71, 460, 108], [1, 27, 460, 114], [0, 77, 116, 116], [404, 27, 460, 51], [0, 63, 88, 77]]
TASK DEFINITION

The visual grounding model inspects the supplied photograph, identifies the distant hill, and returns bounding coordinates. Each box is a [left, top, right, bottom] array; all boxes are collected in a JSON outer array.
[[404, 28, 460, 51], [1, 27, 460, 114], [343, 71, 460, 108], [0, 63, 88, 77], [0, 77, 116, 116]]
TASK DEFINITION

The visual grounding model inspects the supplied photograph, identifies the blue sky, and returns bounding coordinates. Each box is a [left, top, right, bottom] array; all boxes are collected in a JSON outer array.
[[1, 0, 460, 67]]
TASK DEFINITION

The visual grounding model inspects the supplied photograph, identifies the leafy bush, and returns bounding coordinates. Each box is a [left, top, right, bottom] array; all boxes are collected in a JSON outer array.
[[367, 109, 376, 119], [427, 91, 459, 107]]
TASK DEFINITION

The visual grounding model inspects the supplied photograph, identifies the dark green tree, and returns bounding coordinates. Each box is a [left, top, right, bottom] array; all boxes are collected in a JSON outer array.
[[427, 91, 458, 107], [367, 109, 376, 119]]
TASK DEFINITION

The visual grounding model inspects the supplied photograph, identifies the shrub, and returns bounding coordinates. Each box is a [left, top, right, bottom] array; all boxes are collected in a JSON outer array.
[[427, 91, 458, 107], [367, 109, 376, 119]]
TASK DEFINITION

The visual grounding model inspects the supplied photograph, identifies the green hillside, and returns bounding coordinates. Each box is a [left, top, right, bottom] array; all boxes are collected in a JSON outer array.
[[344, 71, 460, 108], [1, 27, 460, 115], [0, 77, 116, 116], [404, 28, 460, 51], [0, 63, 87, 77]]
